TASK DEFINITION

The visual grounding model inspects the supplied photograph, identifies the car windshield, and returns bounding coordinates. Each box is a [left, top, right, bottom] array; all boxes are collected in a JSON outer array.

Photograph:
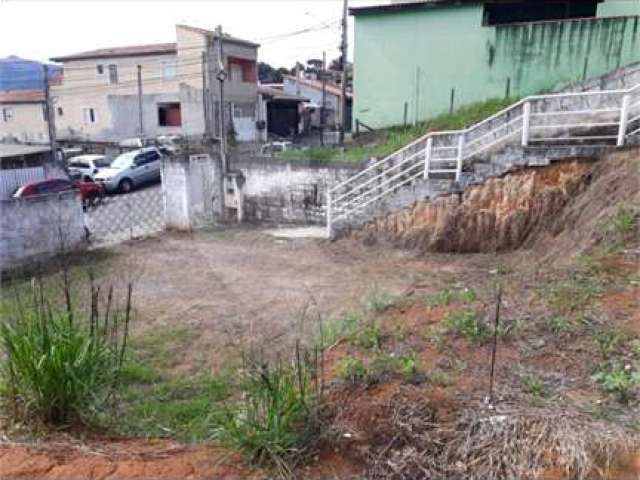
[[110, 152, 136, 169]]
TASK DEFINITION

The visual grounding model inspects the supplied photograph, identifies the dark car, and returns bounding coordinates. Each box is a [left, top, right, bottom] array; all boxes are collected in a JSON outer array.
[[13, 178, 105, 207]]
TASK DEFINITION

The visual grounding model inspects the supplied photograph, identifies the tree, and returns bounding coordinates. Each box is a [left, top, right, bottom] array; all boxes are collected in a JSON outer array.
[[258, 62, 285, 84]]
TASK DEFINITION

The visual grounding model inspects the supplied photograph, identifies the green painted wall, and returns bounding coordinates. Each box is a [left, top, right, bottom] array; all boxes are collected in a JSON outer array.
[[353, 0, 640, 129]]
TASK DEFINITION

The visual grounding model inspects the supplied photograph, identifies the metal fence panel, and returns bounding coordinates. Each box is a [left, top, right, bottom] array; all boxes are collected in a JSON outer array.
[[0, 167, 45, 199]]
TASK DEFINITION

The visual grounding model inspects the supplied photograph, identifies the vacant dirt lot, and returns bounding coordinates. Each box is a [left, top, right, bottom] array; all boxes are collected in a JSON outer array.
[[108, 227, 492, 373]]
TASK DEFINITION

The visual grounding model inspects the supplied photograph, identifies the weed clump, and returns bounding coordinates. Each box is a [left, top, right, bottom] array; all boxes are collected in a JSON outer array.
[[445, 309, 490, 343]]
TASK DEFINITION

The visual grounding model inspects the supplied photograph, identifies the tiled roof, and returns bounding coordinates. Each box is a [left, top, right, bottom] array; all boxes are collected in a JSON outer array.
[[0, 90, 45, 104], [283, 75, 352, 99], [50, 43, 177, 62]]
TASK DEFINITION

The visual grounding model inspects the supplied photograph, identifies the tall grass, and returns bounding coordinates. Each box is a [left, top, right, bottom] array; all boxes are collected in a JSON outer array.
[[213, 343, 321, 478], [0, 274, 134, 425]]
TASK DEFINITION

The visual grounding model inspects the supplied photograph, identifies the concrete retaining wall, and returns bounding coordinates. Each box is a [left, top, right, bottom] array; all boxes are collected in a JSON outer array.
[[1, 191, 86, 270], [235, 157, 362, 224]]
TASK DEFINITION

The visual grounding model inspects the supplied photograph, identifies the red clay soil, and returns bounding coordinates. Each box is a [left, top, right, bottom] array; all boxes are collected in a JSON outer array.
[[0, 440, 258, 480]]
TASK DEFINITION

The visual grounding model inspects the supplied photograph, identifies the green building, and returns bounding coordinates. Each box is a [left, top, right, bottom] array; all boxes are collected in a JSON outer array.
[[350, 0, 640, 129]]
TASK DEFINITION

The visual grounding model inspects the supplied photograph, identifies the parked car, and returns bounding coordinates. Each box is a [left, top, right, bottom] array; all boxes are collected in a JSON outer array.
[[260, 141, 294, 156], [67, 155, 111, 181], [13, 178, 105, 206], [94, 147, 163, 193]]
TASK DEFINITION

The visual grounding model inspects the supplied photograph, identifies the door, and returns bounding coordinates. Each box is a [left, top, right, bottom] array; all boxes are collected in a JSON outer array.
[[143, 150, 161, 182]]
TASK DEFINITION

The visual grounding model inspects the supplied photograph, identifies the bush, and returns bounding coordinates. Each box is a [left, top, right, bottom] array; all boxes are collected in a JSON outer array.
[[213, 353, 319, 477], [0, 279, 133, 425], [445, 309, 490, 343]]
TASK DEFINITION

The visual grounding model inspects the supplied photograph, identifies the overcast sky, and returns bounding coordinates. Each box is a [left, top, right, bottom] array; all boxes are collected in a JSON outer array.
[[0, 0, 386, 68]]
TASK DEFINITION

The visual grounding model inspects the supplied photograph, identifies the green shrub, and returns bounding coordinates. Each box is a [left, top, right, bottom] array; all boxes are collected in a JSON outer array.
[[213, 358, 319, 477], [336, 356, 368, 382], [317, 310, 361, 350], [592, 364, 639, 403], [445, 309, 490, 343]]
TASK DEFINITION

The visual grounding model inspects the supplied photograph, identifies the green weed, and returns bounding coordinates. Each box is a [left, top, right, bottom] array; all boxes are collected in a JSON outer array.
[[370, 352, 419, 380], [336, 356, 368, 382], [544, 316, 577, 336], [592, 363, 639, 403], [363, 285, 396, 313], [521, 374, 547, 398], [425, 288, 477, 307], [445, 309, 490, 343], [213, 358, 319, 477], [593, 328, 626, 357], [609, 205, 635, 237], [350, 323, 383, 350]]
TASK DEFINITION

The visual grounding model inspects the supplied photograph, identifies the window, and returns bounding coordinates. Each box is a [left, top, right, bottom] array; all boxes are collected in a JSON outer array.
[[483, 0, 598, 26], [82, 107, 97, 124], [69, 161, 90, 169], [108, 64, 118, 84], [162, 60, 177, 80], [42, 104, 47, 122], [228, 57, 257, 83], [96, 64, 104, 75], [94, 158, 111, 168], [57, 107, 63, 116], [157, 102, 182, 127], [2, 108, 13, 122]]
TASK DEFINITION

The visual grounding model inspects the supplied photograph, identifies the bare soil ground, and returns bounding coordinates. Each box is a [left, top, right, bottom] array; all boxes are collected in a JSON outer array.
[[111, 228, 490, 373]]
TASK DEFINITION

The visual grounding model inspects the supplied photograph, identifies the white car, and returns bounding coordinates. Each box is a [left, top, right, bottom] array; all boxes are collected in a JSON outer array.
[[94, 147, 163, 193], [67, 155, 111, 182]]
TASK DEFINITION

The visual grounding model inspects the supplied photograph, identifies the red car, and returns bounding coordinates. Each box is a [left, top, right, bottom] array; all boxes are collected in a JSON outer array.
[[13, 178, 105, 206]]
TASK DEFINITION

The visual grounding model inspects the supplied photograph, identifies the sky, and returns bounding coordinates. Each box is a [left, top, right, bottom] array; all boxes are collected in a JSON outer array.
[[0, 0, 386, 68]]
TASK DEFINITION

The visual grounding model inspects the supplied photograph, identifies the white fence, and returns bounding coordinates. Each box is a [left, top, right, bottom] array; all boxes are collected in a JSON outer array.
[[327, 83, 640, 236], [0, 167, 45, 199]]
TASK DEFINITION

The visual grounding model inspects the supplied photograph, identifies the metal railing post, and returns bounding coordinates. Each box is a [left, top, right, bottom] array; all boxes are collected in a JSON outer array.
[[521, 101, 531, 147], [423, 137, 433, 180], [326, 190, 332, 239], [455, 134, 464, 181], [617, 94, 631, 146]]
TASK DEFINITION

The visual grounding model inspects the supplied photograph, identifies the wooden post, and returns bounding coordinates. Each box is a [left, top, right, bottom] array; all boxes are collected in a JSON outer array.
[[450, 88, 456, 114]]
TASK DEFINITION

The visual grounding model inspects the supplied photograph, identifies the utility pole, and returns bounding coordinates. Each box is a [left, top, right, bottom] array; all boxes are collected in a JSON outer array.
[[42, 65, 58, 167], [216, 25, 228, 174], [201, 52, 210, 137], [137, 65, 144, 139], [321, 51, 327, 147], [339, 0, 349, 146]]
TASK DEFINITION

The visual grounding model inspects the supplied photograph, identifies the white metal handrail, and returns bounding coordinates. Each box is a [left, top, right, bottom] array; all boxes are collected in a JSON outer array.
[[327, 82, 640, 237]]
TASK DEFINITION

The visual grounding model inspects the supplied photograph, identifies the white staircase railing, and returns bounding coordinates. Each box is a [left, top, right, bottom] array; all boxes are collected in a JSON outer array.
[[327, 83, 640, 237]]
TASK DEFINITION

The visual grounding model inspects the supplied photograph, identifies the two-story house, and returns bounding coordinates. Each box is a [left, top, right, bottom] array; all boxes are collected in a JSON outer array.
[[50, 24, 260, 143]]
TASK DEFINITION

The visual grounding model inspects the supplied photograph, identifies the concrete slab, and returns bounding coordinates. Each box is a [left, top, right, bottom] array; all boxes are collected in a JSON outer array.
[[263, 226, 327, 239]]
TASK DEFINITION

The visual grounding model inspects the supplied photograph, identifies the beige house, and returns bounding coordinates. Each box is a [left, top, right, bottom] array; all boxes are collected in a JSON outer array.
[[0, 90, 50, 144], [50, 24, 260, 143]]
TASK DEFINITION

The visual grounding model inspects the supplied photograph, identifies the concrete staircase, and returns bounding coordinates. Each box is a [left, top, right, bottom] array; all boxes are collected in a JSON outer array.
[[327, 82, 640, 237]]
